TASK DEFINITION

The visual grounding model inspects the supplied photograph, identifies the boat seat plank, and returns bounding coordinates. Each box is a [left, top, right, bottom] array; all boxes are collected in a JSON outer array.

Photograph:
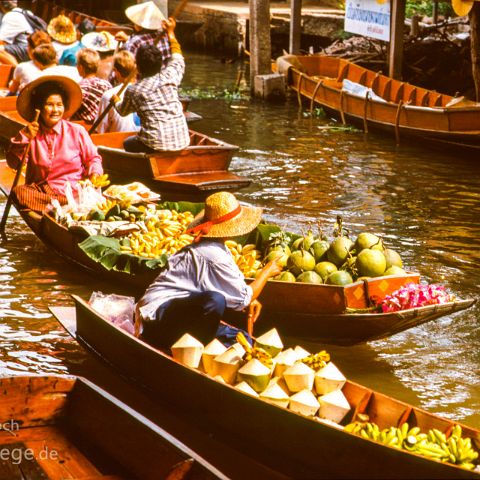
[[154, 172, 251, 191], [0, 442, 48, 480]]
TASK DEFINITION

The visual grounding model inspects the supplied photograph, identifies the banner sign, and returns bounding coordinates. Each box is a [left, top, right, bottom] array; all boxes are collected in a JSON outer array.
[[344, 0, 391, 42]]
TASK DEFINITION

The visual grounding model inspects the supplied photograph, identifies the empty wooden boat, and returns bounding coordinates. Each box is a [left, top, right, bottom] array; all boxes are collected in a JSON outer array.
[[278, 54, 480, 151], [0, 375, 226, 479], [50, 301, 480, 479]]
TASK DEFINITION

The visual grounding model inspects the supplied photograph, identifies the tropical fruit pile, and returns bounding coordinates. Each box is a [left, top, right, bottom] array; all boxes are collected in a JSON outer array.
[[225, 241, 263, 278], [170, 328, 352, 425], [345, 421, 479, 471]]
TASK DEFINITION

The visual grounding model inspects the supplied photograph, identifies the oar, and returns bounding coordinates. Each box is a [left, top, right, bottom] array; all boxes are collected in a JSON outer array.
[[171, 0, 189, 19], [89, 70, 135, 135], [0, 109, 41, 236]]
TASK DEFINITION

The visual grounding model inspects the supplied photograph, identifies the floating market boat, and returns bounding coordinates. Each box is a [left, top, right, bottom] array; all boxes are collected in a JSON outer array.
[[0, 375, 226, 479], [50, 301, 480, 479], [0, 161, 473, 345], [277, 54, 480, 151]]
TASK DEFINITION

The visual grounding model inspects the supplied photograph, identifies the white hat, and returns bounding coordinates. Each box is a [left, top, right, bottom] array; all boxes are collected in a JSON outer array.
[[81, 31, 118, 52], [125, 1, 166, 31]]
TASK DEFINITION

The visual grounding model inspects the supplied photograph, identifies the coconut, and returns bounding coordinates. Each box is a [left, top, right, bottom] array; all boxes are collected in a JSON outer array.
[[265, 249, 289, 268], [235, 381, 259, 397], [230, 342, 246, 356], [314, 362, 346, 395], [255, 328, 283, 357], [213, 346, 244, 384], [384, 265, 406, 276], [237, 359, 271, 393], [259, 382, 290, 408], [293, 346, 311, 361], [201, 338, 227, 376], [384, 248, 403, 269], [327, 237, 354, 267], [310, 240, 330, 262], [213, 375, 226, 384], [171, 333, 204, 368], [356, 249, 387, 277], [266, 376, 291, 395], [289, 389, 320, 417], [287, 250, 316, 276], [318, 389, 351, 424], [325, 270, 353, 286], [296, 271, 323, 284], [355, 232, 383, 252], [314, 261, 337, 281], [273, 348, 298, 377], [274, 271, 296, 282], [283, 362, 315, 393]]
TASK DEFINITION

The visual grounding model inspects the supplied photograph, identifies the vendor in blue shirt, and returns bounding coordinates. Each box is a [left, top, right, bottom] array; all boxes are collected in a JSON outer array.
[[135, 191, 282, 350]]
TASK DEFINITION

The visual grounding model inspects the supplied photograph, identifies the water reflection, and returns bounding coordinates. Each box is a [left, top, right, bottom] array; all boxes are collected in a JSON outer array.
[[0, 52, 478, 427]]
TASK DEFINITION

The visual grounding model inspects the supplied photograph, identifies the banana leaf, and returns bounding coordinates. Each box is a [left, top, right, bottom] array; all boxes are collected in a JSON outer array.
[[157, 200, 204, 216], [78, 235, 121, 271]]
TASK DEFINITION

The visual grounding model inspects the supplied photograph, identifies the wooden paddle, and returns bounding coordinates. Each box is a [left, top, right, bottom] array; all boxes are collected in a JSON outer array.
[[171, 0, 189, 20], [89, 69, 135, 134], [0, 109, 40, 236]]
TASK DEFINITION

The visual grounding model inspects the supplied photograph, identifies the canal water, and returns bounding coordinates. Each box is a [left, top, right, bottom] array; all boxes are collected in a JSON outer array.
[[0, 52, 479, 433]]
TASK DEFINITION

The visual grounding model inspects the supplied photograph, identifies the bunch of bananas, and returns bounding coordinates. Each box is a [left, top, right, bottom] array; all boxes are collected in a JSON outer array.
[[236, 332, 274, 369], [225, 241, 263, 278], [119, 210, 194, 258], [78, 173, 110, 189], [344, 421, 479, 470], [301, 351, 331, 370]]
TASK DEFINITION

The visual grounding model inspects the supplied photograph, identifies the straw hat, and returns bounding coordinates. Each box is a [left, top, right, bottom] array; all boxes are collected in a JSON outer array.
[[17, 75, 82, 122], [451, 0, 474, 16], [47, 15, 77, 45], [187, 192, 262, 239], [81, 31, 118, 52], [125, 1, 166, 30]]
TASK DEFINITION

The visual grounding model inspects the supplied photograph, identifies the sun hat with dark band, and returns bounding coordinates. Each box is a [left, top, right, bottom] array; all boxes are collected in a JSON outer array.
[[186, 192, 262, 242], [16, 75, 83, 122], [81, 31, 118, 52], [47, 15, 77, 45], [125, 1, 166, 30]]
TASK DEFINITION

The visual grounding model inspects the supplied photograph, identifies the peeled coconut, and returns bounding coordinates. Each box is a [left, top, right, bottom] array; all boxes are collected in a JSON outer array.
[[235, 381, 260, 397], [274, 271, 296, 282], [238, 359, 271, 393], [293, 346, 311, 362], [283, 362, 315, 393], [318, 389, 351, 424], [356, 249, 386, 277], [273, 348, 298, 377], [259, 382, 290, 408], [289, 389, 320, 417], [171, 333, 204, 368], [266, 376, 291, 395], [202, 338, 227, 376], [287, 250, 316, 276], [296, 271, 323, 284], [325, 270, 353, 286], [231, 342, 246, 356], [314, 362, 346, 395], [314, 261, 337, 281], [213, 346, 244, 384], [384, 265, 406, 276], [384, 248, 403, 269], [255, 328, 283, 357], [327, 237, 354, 267], [355, 232, 383, 252]]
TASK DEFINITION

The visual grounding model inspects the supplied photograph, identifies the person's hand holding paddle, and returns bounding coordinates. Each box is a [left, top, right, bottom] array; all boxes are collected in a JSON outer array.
[[163, 17, 177, 38], [22, 120, 40, 140], [114, 31, 129, 43]]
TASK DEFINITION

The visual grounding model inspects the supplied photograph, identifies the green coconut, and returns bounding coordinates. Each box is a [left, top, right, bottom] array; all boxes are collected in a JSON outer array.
[[296, 271, 323, 284], [238, 359, 272, 393], [291, 237, 304, 251], [325, 270, 353, 286], [384, 265, 406, 276], [255, 328, 284, 357], [355, 232, 383, 252], [287, 250, 316, 276], [384, 248, 403, 269], [267, 244, 291, 256], [314, 261, 338, 281], [327, 237, 354, 267], [356, 249, 387, 277], [274, 271, 296, 282], [310, 240, 330, 262], [265, 250, 289, 268]]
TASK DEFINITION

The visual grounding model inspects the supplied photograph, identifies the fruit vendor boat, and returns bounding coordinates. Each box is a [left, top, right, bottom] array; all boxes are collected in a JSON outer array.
[[0, 160, 473, 345], [277, 54, 480, 151], [0, 375, 226, 479], [50, 300, 480, 479]]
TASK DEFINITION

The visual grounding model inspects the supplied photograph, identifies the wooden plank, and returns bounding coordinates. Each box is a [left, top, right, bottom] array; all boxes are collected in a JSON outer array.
[[289, 0, 302, 54], [389, 0, 406, 80], [0, 442, 48, 480]]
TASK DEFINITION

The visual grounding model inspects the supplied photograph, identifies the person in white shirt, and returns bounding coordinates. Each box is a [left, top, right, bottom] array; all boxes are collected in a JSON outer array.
[[0, 1, 34, 64], [94, 50, 139, 133]]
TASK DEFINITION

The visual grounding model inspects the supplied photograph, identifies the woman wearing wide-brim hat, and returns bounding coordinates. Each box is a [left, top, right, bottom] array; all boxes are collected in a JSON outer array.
[[135, 191, 283, 350], [114, 1, 171, 61], [6, 75, 103, 213]]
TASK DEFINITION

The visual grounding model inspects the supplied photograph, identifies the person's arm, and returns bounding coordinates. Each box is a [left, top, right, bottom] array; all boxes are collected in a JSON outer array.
[[113, 85, 135, 117], [163, 18, 182, 56], [248, 258, 283, 300], [6, 121, 38, 170]]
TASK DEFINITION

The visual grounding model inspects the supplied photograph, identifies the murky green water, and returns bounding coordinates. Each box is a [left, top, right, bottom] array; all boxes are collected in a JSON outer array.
[[0, 53, 479, 429]]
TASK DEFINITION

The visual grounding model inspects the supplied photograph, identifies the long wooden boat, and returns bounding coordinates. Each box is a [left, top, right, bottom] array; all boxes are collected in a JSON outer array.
[[51, 301, 480, 479], [0, 158, 473, 345], [278, 54, 480, 151], [0, 375, 226, 479]]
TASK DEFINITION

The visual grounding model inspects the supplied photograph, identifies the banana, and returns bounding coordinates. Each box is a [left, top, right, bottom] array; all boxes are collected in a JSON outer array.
[[400, 422, 409, 439], [452, 424, 462, 439], [448, 437, 458, 459], [432, 428, 447, 445], [408, 427, 421, 437]]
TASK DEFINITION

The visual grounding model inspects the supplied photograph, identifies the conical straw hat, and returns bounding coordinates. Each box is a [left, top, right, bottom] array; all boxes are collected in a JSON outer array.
[[47, 15, 77, 45], [125, 1, 166, 30]]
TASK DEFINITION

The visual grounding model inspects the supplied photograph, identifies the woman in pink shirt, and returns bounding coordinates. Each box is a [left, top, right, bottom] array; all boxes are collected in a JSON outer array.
[[7, 75, 103, 213]]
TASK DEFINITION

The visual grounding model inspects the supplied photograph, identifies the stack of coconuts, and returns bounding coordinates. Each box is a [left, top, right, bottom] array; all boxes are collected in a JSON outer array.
[[263, 220, 405, 285], [170, 329, 351, 425]]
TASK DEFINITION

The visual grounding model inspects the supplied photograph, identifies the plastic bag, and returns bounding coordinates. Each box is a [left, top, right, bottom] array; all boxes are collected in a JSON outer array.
[[342, 79, 387, 104], [89, 291, 135, 334]]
